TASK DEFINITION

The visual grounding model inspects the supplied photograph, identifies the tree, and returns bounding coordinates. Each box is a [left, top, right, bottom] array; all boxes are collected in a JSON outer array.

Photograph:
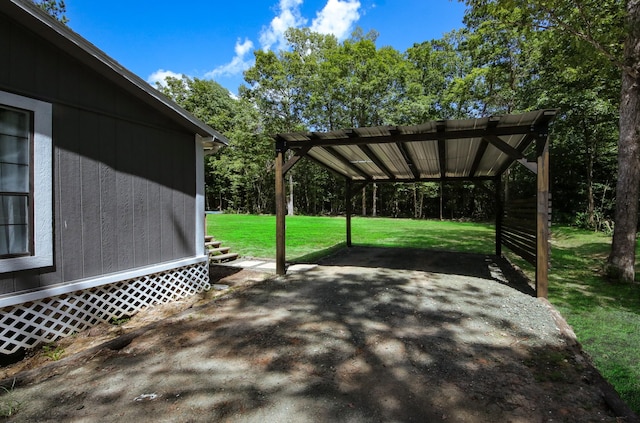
[[609, 1, 640, 282], [463, 0, 638, 282], [33, 0, 68, 23], [158, 76, 273, 213], [406, 31, 473, 120]]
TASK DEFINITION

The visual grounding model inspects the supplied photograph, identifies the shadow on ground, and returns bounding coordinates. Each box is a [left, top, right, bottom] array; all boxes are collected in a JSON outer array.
[[0, 249, 624, 422], [319, 246, 535, 296]]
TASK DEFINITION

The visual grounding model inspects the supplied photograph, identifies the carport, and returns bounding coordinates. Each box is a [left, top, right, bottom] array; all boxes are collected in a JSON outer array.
[[273, 109, 556, 297]]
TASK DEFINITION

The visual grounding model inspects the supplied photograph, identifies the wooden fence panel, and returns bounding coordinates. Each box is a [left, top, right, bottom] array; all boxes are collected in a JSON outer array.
[[501, 196, 551, 266]]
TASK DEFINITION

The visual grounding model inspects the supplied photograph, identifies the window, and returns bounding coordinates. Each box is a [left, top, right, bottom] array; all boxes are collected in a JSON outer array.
[[0, 91, 52, 273], [0, 106, 32, 257]]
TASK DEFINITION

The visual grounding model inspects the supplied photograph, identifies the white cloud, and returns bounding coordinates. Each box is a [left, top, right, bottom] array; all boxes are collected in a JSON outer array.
[[147, 69, 183, 87], [259, 0, 307, 50], [235, 37, 255, 57], [206, 38, 255, 79], [311, 0, 361, 40], [156, 0, 363, 91]]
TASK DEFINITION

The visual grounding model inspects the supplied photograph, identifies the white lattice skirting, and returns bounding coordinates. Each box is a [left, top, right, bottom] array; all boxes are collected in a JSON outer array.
[[0, 262, 210, 355]]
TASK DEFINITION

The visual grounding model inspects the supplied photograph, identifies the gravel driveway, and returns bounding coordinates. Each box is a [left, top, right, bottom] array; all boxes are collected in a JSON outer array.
[[0, 247, 631, 422]]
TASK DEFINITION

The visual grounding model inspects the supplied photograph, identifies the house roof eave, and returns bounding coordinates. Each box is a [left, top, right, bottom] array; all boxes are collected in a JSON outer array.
[[2, 0, 228, 147]]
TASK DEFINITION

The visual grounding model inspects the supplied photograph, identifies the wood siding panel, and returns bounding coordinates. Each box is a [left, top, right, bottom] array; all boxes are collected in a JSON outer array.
[[181, 141, 196, 256], [115, 122, 135, 270], [0, 278, 13, 296], [98, 115, 118, 274], [57, 109, 84, 282], [173, 139, 188, 258], [159, 140, 175, 262], [79, 112, 103, 278], [132, 126, 150, 268], [8, 26, 37, 93], [0, 15, 10, 84], [10, 270, 40, 293], [147, 146, 162, 264]]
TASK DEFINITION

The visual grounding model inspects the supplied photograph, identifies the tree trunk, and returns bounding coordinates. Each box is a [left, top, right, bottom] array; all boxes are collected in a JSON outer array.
[[362, 186, 366, 216], [372, 183, 377, 217], [287, 173, 294, 216], [607, 0, 640, 283], [584, 119, 596, 227]]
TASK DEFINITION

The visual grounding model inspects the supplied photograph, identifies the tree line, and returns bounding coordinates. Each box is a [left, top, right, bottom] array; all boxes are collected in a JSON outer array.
[[160, 2, 621, 228]]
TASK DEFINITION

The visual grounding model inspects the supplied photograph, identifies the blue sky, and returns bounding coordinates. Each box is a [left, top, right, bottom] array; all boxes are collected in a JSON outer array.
[[65, 0, 467, 94]]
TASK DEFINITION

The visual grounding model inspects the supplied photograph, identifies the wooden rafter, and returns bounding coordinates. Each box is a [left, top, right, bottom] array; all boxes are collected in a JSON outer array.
[[493, 133, 537, 175], [283, 143, 313, 175], [359, 144, 395, 180], [396, 142, 420, 180], [436, 121, 447, 178], [485, 134, 537, 174], [324, 147, 371, 180], [468, 139, 489, 178], [468, 117, 499, 178]]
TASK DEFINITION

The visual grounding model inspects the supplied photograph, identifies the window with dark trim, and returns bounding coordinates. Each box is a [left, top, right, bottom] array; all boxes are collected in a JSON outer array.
[[0, 105, 33, 257], [0, 91, 53, 273]]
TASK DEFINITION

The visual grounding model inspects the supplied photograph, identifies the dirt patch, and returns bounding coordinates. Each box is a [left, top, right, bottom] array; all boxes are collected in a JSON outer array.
[[0, 266, 269, 382], [0, 249, 636, 422]]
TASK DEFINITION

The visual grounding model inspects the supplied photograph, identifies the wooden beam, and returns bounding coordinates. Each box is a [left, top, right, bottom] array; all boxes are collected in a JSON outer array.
[[492, 133, 537, 176], [535, 129, 550, 298], [366, 176, 496, 183], [304, 153, 352, 179], [324, 146, 371, 180], [275, 150, 286, 275], [284, 124, 537, 148], [283, 143, 313, 175], [484, 134, 526, 160], [396, 142, 420, 179], [469, 139, 489, 178], [438, 139, 447, 178], [359, 144, 395, 180], [437, 121, 447, 178]]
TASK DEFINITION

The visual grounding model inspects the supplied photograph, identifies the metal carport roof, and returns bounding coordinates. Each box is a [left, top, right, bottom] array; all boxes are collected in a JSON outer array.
[[275, 109, 556, 182]]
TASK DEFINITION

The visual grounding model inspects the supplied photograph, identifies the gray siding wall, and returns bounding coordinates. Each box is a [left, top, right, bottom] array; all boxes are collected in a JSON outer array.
[[0, 13, 198, 295]]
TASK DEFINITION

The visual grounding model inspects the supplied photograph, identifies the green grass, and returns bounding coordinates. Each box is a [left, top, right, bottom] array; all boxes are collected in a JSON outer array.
[[0, 380, 20, 418], [207, 214, 640, 414], [207, 214, 495, 261]]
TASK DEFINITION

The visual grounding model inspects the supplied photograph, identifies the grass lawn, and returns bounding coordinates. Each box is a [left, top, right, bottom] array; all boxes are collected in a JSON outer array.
[[207, 214, 640, 414], [206, 214, 495, 261]]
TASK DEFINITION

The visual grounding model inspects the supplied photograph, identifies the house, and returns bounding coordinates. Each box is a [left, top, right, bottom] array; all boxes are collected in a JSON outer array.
[[0, 0, 228, 356]]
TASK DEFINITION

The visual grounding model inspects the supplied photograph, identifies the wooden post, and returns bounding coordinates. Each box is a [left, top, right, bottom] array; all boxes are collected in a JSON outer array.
[[346, 179, 352, 247], [275, 146, 286, 275], [536, 128, 550, 298], [495, 177, 503, 257]]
